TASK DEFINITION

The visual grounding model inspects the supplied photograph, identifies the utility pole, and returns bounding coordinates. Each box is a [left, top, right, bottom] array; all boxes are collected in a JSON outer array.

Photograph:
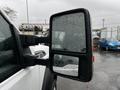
[[26, 0, 31, 35], [45, 19, 46, 25], [102, 19, 105, 28], [111, 27, 113, 39], [26, 0, 29, 26], [117, 26, 120, 40]]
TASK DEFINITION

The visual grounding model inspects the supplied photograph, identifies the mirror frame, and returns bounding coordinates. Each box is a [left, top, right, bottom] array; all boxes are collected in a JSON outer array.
[[49, 8, 93, 82]]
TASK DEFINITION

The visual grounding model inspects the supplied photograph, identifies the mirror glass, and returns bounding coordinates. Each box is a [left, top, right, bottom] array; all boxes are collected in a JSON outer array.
[[52, 12, 86, 53], [53, 54, 79, 76]]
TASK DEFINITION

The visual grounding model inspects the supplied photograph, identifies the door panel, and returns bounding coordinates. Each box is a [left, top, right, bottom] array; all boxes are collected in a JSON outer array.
[[0, 65, 46, 90]]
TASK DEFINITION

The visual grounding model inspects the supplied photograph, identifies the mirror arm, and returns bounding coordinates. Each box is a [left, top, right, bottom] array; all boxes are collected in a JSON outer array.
[[22, 54, 49, 67], [19, 34, 49, 48]]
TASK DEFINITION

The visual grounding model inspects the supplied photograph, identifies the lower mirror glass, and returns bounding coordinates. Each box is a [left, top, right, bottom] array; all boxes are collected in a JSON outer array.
[[53, 54, 79, 76]]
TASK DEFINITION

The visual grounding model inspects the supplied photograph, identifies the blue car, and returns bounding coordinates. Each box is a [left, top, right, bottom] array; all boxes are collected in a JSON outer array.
[[99, 38, 120, 51]]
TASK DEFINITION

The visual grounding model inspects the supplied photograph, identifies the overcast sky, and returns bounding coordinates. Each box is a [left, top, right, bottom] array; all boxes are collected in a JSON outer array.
[[0, 0, 120, 29]]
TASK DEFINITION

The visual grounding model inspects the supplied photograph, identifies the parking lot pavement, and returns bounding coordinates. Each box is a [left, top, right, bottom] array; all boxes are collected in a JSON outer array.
[[57, 51, 120, 90]]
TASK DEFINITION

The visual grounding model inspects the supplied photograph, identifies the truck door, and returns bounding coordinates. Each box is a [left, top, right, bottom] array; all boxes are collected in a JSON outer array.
[[0, 11, 45, 90]]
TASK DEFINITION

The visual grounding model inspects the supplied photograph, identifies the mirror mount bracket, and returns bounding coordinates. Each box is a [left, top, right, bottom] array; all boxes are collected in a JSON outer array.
[[22, 54, 49, 68], [19, 34, 49, 48]]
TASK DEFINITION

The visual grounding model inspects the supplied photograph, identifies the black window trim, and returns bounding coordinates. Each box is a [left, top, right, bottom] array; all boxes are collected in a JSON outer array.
[[0, 11, 23, 82]]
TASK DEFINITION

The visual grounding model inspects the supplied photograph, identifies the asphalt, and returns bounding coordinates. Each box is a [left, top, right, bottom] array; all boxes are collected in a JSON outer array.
[[57, 50, 120, 90]]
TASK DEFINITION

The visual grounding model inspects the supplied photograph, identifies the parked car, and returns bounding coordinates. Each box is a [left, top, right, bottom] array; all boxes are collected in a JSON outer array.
[[99, 38, 120, 51], [93, 36, 100, 48]]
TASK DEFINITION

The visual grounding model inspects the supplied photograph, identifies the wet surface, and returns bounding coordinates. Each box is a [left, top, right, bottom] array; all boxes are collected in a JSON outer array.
[[57, 50, 120, 90]]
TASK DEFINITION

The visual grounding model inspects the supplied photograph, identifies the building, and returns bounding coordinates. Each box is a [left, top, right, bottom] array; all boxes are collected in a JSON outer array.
[[19, 23, 49, 36]]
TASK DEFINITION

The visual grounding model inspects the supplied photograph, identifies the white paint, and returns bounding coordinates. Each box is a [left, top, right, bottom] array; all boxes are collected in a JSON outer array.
[[0, 65, 46, 90]]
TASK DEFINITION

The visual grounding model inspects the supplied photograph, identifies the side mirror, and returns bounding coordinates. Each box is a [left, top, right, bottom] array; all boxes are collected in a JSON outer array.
[[49, 8, 93, 82]]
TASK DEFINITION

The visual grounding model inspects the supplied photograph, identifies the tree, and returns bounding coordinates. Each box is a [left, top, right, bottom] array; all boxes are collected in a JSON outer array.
[[2, 7, 17, 21]]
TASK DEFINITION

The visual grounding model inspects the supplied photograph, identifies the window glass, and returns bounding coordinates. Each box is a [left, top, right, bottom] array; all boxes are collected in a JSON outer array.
[[0, 15, 20, 82], [52, 13, 86, 53], [0, 15, 14, 51]]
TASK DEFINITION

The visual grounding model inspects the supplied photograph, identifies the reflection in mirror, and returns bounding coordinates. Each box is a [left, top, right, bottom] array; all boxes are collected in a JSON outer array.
[[53, 54, 79, 76], [52, 12, 86, 53]]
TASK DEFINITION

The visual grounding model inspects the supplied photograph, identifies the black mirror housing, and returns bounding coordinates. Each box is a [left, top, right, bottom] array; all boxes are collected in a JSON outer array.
[[49, 8, 93, 82], [19, 34, 49, 47]]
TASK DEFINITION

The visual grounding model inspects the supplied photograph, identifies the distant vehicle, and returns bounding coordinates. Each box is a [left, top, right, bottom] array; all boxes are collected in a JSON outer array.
[[93, 36, 100, 48], [99, 38, 120, 51]]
